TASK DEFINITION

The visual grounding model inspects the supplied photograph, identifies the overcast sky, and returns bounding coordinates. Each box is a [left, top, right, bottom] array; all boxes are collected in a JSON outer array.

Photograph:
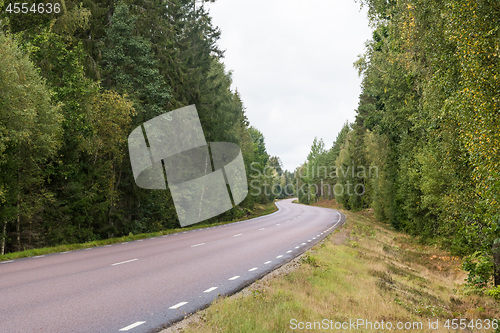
[[207, 0, 373, 171]]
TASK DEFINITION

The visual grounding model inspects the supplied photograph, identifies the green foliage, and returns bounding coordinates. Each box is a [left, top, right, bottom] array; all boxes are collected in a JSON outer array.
[[302, 0, 500, 287], [0, 32, 62, 253], [462, 252, 494, 288], [0, 0, 269, 254]]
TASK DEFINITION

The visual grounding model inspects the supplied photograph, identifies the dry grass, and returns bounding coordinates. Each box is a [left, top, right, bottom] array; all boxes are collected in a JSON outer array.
[[169, 199, 500, 333]]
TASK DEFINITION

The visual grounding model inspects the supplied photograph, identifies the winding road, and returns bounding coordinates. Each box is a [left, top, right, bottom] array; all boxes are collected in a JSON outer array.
[[0, 198, 344, 333]]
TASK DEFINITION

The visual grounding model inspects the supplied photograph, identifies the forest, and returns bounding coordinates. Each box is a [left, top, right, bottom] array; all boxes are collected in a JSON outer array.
[[0, 0, 289, 255], [297, 0, 500, 289]]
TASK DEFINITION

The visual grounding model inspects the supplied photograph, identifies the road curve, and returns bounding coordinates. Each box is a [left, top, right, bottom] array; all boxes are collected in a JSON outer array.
[[0, 198, 344, 333]]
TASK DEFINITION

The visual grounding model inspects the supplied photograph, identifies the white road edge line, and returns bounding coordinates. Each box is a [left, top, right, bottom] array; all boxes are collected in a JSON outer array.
[[228, 276, 240, 280], [1, 260, 14, 264], [169, 302, 188, 309], [111, 259, 138, 266], [204, 287, 218, 293], [119, 321, 146, 331], [191, 243, 205, 247]]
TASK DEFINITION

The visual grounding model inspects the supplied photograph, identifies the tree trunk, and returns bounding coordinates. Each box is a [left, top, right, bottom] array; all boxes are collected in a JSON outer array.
[[1, 219, 6, 255], [493, 239, 500, 286], [16, 169, 21, 252]]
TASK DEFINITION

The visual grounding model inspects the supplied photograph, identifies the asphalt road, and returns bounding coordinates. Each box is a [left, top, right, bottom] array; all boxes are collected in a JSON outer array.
[[0, 198, 344, 333]]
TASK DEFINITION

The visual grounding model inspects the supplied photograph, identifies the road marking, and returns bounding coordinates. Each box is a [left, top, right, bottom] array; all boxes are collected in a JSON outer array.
[[33, 255, 45, 258], [233, 234, 243, 237], [264, 261, 272, 264], [137, 239, 143, 242], [84, 248, 93, 251], [121, 242, 129, 245], [111, 259, 138, 266], [182, 232, 188, 234], [228, 276, 240, 280], [308, 240, 312, 242], [259, 228, 266, 231], [104, 245, 112, 247], [191, 243, 205, 247], [169, 302, 188, 309], [286, 250, 292, 253], [301, 243, 306, 245], [61, 251, 71, 254], [119, 321, 146, 331], [312, 237, 316, 240], [276, 223, 280, 226], [249, 267, 258, 271], [162, 235, 169, 238], [295, 246, 300, 249], [276, 255, 283, 258], [204, 287, 218, 293], [1, 260, 14, 264]]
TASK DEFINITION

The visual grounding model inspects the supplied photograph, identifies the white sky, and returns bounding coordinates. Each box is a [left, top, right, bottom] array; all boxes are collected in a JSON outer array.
[[207, 0, 372, 171]]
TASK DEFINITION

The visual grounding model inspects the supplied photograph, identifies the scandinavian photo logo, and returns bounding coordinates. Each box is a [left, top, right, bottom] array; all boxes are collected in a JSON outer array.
[[128, 105, 248, 227]]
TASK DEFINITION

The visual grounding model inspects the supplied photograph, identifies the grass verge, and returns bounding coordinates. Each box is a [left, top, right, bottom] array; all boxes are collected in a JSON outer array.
[[170, 199, 500, 333], [0, 201, 278, 262]]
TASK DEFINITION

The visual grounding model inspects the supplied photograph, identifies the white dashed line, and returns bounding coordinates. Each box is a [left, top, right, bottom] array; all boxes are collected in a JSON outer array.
[[204, 287, 218, 293], [276, 255, 283, 259], [276, 224, 280, 226], [259, 228, 266, 231], [228, 276, 240, 281], [295, 246, 300, 249], [286, 250, 292, 253], [249, 267, 258, 271], [301, 243, 306, 245], [264, 261, 272, 264], [190, 243, 205, 247], [308, 240, 312, 242], [169, 302, 188, 309], [233, 234, 243, 237], [119, 321, 146, 331], [111, 259, 138, 266]]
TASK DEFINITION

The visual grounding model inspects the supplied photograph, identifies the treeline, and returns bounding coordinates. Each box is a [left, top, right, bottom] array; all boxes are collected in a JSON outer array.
[[0, 0, 281, 255], [298, 0, 500, 288]]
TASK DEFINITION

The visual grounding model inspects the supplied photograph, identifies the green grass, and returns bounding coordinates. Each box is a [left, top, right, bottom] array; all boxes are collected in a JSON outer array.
[[173, 199, 500, 333], [0, 201, 278, 261]]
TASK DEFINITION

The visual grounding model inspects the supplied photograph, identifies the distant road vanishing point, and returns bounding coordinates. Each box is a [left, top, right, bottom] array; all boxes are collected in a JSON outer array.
[[0, 198, 344, 333]]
